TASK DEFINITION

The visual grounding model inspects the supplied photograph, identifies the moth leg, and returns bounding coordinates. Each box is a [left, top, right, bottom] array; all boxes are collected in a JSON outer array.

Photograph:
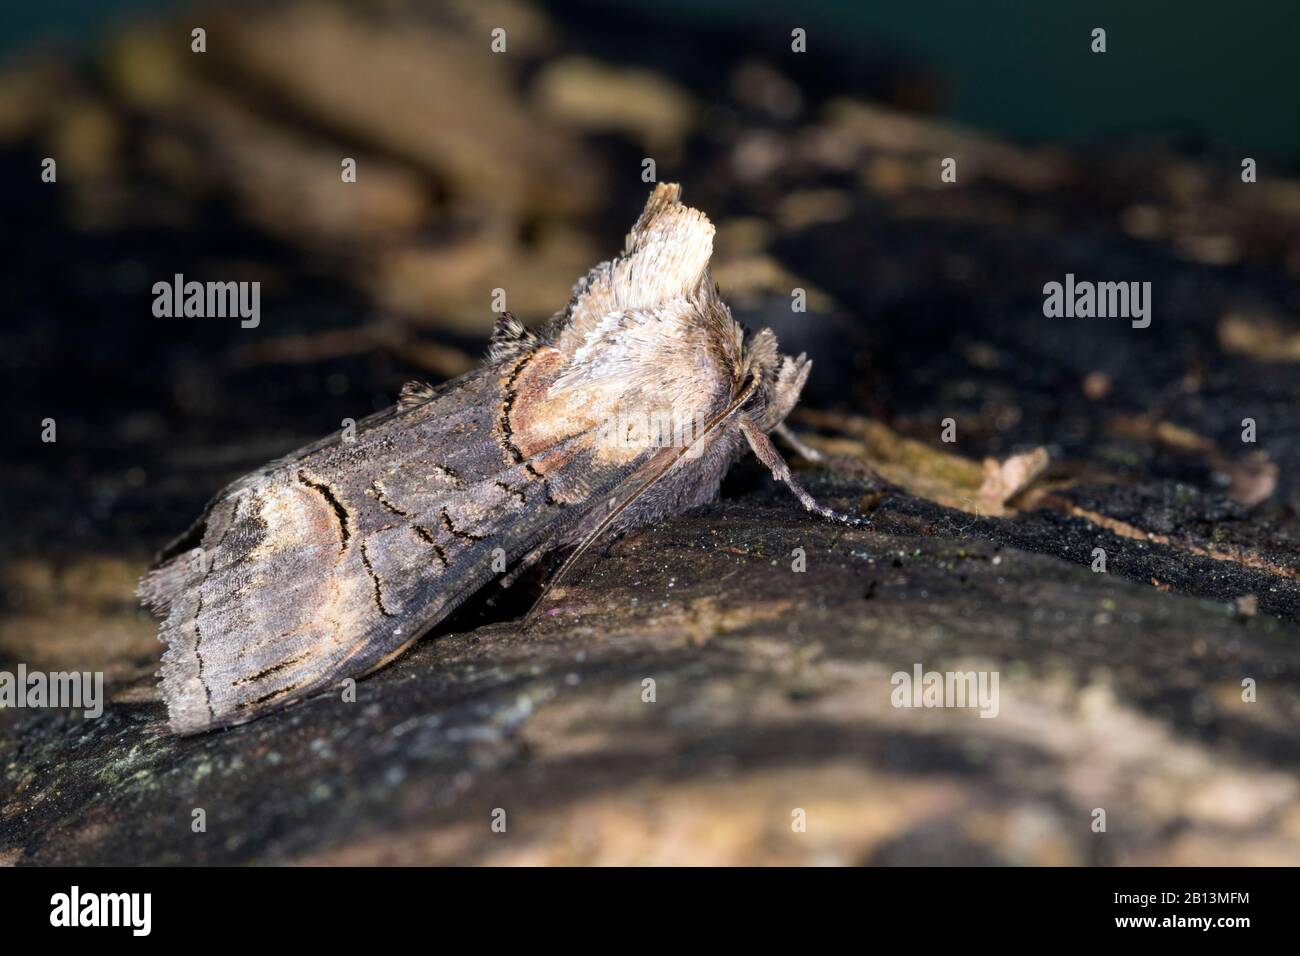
[[775, 421, 888, 490], [499, 543, 550, 590], [741, 418, 870, 528], [774, 422, 827, 463], [484, 544, 554, 610]]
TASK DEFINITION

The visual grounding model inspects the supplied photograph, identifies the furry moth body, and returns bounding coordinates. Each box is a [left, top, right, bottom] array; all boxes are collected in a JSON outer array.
[[139, 184, 863, 734]]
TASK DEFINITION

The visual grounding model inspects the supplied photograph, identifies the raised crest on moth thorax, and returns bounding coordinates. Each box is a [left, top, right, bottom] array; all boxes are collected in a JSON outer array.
[[139, 183, 865, 734]]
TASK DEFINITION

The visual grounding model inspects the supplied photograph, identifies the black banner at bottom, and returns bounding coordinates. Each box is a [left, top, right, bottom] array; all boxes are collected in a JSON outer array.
[[0, 865, 1279, 942]]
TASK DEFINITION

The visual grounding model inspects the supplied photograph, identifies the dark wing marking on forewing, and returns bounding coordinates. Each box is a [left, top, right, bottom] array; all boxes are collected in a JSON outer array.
[[370, 479, 410, 517], [494, 480, 526, 504], [497, 354, 544, 477], [231, 652, 310, 686], [431, 463, 465, 488], [359, 539, 396, 617], [297, 470, 351, 551], [440, 508, 484, 541], [410, 524, 449, 567]]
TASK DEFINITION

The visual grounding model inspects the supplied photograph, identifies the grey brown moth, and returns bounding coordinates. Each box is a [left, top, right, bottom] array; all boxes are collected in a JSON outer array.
[[139, 184, 864, 734]]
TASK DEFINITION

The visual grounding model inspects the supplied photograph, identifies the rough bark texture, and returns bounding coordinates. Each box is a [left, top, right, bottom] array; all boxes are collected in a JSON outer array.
[[2, 0, 1298, 864]]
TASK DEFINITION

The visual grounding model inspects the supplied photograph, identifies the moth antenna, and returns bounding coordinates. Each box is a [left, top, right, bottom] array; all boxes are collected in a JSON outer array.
[[773, 422, 827, 463], [741, 418, 869, 528], [524, 375, 764, 624]]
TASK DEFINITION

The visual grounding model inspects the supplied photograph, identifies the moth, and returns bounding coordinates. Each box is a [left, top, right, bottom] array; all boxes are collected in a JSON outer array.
[[139, 184, 864, 734]]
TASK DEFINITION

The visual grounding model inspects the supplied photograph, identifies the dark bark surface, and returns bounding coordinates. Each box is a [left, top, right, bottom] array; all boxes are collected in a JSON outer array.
[[2, 0, 1298, 864]]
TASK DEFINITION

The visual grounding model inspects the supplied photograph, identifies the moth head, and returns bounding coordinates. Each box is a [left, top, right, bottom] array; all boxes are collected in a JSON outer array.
[[740, 326, 812, 433]]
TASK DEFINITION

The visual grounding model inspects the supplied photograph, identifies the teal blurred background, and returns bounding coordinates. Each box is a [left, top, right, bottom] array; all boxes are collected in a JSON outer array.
[[2, 0, 1298, 158], [657, 0, 1300, 158]]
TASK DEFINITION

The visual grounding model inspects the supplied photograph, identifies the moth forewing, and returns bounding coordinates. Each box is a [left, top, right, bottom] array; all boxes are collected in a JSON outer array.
[[146, 368, 582, 733]]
